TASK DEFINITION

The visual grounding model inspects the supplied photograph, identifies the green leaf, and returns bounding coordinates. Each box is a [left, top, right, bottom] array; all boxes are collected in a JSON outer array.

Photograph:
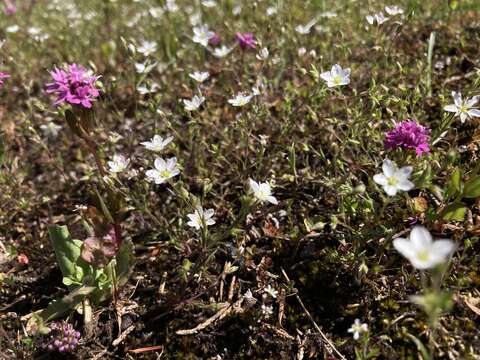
[[463, 177, 480, 198], [407, 334, 431, 360], [0, 135, 5, 167], [451, 168, 462, 192], [48, 225, 89, 288], [38, 285, 96, 321], [441, 202, 467, 221]]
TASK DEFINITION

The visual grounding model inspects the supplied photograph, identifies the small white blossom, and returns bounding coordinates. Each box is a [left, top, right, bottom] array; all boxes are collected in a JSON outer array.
[[348, 319, 368, 340], [187, 206, 215, 230], [107, 154, 130, 174], [213, 45, 233, 58], [192, 25, 215, 47], [228, 93, 252, 107], [264, 285, 278, 298], [393, 226, 455, 270], [261, 304, 273, 318], [249, 179, 278, 205], [165, 0, 179, 12], [320, 64, 351, 88], [320, 11, 337, 18], [189, 71, 210, 83], [201, 0, 217, 7], [145, 157, 180, 184], [366, 12, 389, 25], [295, 19, 317, 35], [232, 5, 242, 15], [40, 122, 62, 138], [298, 47, 307, 57], [138, 40, 157, 57], [385, 6, 404, 16], [266, 6, 278, 16], [141, 135, 173, 152], [256, 47, 269, 61], [149, 6, 164, 18], [183, 95, 206, 111], [444, 91, 480, 123], [373, 159, 414, 196]]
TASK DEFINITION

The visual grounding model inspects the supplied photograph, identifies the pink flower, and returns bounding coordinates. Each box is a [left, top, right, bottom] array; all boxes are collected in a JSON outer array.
[[3, 0, 16, 14], [384, 120, 430, 157], [0, 72, 10, 87], [209, 33, 221, 46], [236, 32, 256, 50], [46, 64, 100, 108]]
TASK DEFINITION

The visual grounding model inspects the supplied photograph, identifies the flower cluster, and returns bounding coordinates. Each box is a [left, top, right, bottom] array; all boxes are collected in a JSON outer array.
[[46, 64, 101, 108], [0, 71, 10, 87], [43, 322, 81, 353], [384, 120, 430, 157]]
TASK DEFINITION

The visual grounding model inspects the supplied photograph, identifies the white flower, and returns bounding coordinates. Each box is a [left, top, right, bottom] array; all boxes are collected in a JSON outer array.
[[192, 25, 215, 47], [295, 19, 317, 35], [189, 71, 210, 83], [149, 6, 164, 18], [228, 93, 252, 107], [261, 304, 273, 318], [393, 226, 456, 269], [141, 134, 173, 152], [165, 0, 179, 12], [135, 62, 147, 73], [40, 122, 62, 138], [249, 179, 278, 205], [187, 206, 215, 230], [443, 91, 480, 123], [183, 95, 206, 111], [264, 285, 278, 298], [138, 40, 157, 57], [266, 6, 278, 16], [373, 159, 414, 196], [348, 319, 368, 340], [320, 64, 351, 87], [213, 45, 233, 58], [145, 157, 180, 184], [6, 25, 19, 33], [202, 0, 217, 7], [256, 47, 269, 61], [232, 5, 242, 15], [107, 154, 130, 174], [385, 6, 404, 16], [366, 12, 389, 25], [298, 47, 307, 57], [320, 11, 337, 17]]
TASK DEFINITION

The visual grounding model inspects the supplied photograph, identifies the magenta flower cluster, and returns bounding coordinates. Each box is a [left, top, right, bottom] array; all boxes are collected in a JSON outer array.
[[236, 32, 256, 50], [384, 120, 430, 157], [46, 64, 100, 108], [0, 72, 10, 88], [43, 322, 81, 353]]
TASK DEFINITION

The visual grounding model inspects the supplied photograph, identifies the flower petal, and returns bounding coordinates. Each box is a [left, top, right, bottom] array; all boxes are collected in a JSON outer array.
[[410, 226, 432, 249]]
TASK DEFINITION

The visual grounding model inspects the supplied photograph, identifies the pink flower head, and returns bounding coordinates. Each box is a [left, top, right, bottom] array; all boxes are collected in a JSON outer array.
[[46, 64, 101, 108], [0, 72, 10, 88], [3, 0, 16, 14], [209, 33, 221, 46], [236, 32, 256, 50], [384, 120, 430, 157]]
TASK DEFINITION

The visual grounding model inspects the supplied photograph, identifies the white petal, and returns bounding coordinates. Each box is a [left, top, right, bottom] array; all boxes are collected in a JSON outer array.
[[320, 72, 333, 82], [154, 157, 167, 170], [466, 96, 479, 107], [431, 239, 455, 259], [397, 179, 414, 191], [382, 159, 396, 177], [396, 166, 413, 179], [383, 185, 398, 196], [393, 238, 416, 260], [453, 91, 462, 107], [467, 109, 480, 118], [249, 179, 259, 193], [443, 104, 457, 113], [410, 226, 432, 249], [373, 174, 388, 186], [267, 195, 278, 205], [460, 112, 467, 123], [204, 208, 215, 218]]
